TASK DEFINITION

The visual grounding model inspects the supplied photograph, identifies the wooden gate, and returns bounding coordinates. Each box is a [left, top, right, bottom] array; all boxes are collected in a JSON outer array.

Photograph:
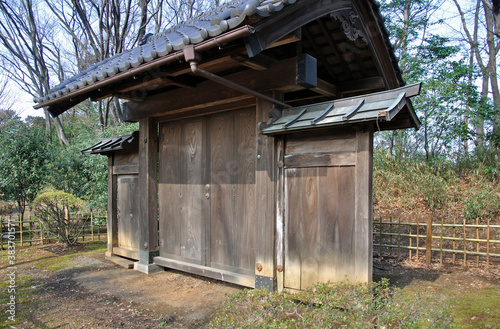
[[156, 109, 257, 286], [115, 174, 140, 259], [283, 129, 361, 290]]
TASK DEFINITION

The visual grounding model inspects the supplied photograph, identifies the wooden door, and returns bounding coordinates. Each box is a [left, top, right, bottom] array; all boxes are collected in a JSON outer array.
[[283, 130, 357, 290], [209, 110, 256, 275], [159, 118, 208, 265], [158, 109, 256, 276], [117, 175, 140, 253]]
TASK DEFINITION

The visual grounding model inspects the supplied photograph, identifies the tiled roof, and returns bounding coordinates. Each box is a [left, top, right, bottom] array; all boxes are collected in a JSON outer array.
[[34, 0, 404, 114], [260, 84, 421, 134], [80, 131, 139, 155], [34, 0, 295, 105]]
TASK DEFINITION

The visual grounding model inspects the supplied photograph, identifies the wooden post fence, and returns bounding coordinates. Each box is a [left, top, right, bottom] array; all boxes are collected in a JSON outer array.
[[374, 214, 500, 268]]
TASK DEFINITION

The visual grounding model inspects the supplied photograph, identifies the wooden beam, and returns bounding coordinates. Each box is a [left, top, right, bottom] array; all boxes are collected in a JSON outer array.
[[340, 76, 384, 95], [312, 78, 337, 97], [230, 54, 278, 71], [266, 29, 302, 49], [154, 98, 256, 123], [126, 57, 301, 121]]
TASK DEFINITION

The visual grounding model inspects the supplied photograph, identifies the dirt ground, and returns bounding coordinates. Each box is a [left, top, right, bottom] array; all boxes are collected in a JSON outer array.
[[2, 242, 500, 328]]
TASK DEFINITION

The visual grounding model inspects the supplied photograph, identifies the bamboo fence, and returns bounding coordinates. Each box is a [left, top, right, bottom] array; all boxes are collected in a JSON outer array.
[[373, 214, 500, 267], [0, 211, 107, 249]]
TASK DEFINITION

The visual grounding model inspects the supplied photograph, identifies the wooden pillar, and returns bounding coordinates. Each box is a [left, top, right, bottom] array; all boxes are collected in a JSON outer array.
[[135, 118, 160, 272], [106, 156, 118, 257], [254, 93, 281, 291], [354, 125, 374, 283]]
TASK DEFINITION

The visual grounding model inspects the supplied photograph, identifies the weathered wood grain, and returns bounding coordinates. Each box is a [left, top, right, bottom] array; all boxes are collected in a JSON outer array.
[[159, 119, 206, 264], [210, 109, 256, 273], [354, 127, 374, 283], [255, 96, 279, 280], [138, 118, 159, 264], [284, 152, 355, 168], [117, 175, 140, 252], [285, 129, 356, 155], [299, 167, 319, 289], [284, 168, 302, 290]]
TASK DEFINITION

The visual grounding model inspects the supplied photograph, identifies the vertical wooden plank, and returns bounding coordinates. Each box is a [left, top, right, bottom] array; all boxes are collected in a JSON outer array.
[[299, 167, 319, 289], [234, 109, 256, 272], [159, 122, 182, 257], [354, 126, 373, 283], [106, 156, 118, 257], [255, 97, 278, 282], [181, 120, 204, 262], [117, 176, 130, 249], [318, 166, 355, 283], [275, 137, 285, 291], [284, 168, 302, 290], [210, 111, 235, 268], [138, 118, 159, 265], [159, 119, 206, 264]]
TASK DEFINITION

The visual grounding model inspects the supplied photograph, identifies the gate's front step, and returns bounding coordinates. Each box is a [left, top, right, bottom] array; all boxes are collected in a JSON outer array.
[[106, 255, 134, 269]]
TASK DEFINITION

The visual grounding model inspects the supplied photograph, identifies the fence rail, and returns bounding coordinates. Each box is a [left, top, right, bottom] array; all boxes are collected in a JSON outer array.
[[374, 214, 500, 267], [1, 211, 107, 249]]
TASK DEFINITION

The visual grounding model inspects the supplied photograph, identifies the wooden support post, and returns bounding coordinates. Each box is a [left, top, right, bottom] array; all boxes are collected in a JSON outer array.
[[354, 126, 373, 283], [275, 137, 285, 292], [426, 213, 432, 265], [476, 218, 479, 267], [255, 92, 281, 291], [440, 217, 443, 265], [453, 217, 456, 264], [416, 216, 419, 259], [136, 117, 159, 272], [379, 217, 382, 257], [463, 218, 467, 266], [389, 217, 393, 257], [397, 217, 401, 262], [409, 236, 412, 260], [486, 218, 490, 268], [106, 156, 118, 257]]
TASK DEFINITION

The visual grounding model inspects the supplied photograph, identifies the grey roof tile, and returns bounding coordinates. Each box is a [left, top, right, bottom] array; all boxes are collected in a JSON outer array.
[[81, 131, 139, 155], [260, 84, 422, 134], [35, 0, 404, 109]]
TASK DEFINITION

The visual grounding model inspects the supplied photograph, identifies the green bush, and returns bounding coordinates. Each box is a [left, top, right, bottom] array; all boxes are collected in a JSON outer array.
[[210, 279, 452, 328], [32, 190, 88, 246]]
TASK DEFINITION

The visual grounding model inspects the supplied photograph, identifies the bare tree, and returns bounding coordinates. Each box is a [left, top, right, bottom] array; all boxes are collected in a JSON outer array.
[[0, 0, 69, 145], [453, 0, 500, 148]]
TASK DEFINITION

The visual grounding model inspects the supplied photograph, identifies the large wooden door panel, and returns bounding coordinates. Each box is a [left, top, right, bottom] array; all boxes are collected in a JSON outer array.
[[284, 166, 355, 290], [159, 119, 207, 264], [210, 110, 256, 274]]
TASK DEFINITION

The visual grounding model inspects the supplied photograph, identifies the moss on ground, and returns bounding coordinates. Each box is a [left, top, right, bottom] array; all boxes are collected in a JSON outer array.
[[450, 286, 500, 328]]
